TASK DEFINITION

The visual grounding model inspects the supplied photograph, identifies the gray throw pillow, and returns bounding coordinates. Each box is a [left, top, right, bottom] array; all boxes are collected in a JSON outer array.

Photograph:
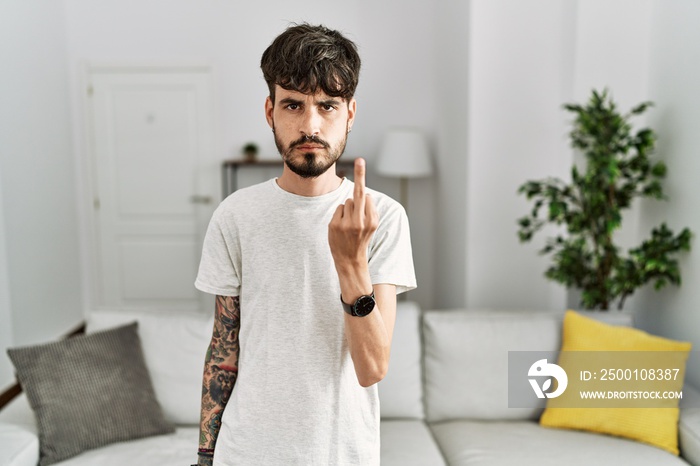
[[7, 322, 175, 466]]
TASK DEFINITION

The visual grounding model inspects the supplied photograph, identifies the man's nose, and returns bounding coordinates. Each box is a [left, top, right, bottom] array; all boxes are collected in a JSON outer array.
[[299, 108, 321, 136]]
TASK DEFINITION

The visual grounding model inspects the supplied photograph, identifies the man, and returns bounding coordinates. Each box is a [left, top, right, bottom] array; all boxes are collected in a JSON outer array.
[[194, 23, 416, 466]]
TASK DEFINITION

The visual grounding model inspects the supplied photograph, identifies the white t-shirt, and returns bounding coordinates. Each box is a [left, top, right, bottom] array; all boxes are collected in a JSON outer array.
[[195, 177, 416, 465]]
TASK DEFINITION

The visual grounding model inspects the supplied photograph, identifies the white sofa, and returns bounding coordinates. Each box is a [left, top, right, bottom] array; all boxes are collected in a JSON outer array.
[[1, 303, 700, 465]]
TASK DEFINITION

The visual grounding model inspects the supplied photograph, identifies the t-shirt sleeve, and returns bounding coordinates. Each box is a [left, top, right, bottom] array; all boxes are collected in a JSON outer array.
[[194, 208, 241, 297], [368, 198, 417, 295]]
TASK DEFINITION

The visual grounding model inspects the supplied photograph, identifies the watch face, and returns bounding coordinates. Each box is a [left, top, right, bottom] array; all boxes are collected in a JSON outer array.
[[354, 295, 376, 317]]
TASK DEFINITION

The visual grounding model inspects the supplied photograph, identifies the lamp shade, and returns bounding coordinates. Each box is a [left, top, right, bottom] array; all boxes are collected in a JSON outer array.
[[376, 128, 432, 178]]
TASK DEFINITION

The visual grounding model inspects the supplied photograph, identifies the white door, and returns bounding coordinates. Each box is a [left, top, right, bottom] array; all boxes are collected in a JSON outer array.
[[88, 65, 217, 311]]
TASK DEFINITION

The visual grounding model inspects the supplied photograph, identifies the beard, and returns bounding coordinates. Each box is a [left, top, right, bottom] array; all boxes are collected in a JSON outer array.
[[273, 124, 349, 178]]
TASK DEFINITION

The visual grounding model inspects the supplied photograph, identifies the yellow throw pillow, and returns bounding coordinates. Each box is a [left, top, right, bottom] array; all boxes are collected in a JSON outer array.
[[539, 310, 692, 455]]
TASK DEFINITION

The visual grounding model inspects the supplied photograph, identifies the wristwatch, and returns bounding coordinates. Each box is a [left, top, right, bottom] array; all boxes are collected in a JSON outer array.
[[341, 291, 376, 317]]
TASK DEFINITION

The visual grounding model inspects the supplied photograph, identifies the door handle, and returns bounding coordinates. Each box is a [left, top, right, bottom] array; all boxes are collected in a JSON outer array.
[[190, 195, 213, 204]]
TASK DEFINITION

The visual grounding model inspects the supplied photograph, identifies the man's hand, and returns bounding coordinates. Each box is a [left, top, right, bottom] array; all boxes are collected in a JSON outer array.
[[328, 158, 379, 284]]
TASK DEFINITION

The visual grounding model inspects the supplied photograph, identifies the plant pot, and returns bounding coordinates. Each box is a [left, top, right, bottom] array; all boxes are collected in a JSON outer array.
[[567, 290, 634, 326]]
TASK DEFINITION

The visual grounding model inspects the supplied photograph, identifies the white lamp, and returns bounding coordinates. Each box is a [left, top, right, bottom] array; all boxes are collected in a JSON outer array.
[[376, 128, 432, 210]]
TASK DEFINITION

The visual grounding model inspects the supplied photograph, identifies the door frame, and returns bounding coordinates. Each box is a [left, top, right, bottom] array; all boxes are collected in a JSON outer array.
[[77, 62, 220, 313]]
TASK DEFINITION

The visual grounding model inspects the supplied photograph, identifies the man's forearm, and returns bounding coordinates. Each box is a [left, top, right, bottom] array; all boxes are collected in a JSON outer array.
[[337, 263, 395, 387], [343, 305, 391, 387], [198, 296, 241, 464]]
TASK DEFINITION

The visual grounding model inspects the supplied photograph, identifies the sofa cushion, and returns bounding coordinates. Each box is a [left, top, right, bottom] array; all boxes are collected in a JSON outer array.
[[86, 309, 214, 425], [680, 407, 700, 466], [423, 310, 562, 422], [43, 427, 198, 466], [378, 301, 424, 419], [429, 420, 689, 466], [679, 384, 700, 464], [0, 422, 39, 466], [540, 310, 692, 455], [380, 420, 446, 466], [6, 323, 174, 466], [0, 393, 37, 432]]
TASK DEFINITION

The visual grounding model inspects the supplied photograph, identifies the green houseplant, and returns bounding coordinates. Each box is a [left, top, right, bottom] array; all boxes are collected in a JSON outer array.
[[517, 89, 692, 310], [242, 142, 259, 162]]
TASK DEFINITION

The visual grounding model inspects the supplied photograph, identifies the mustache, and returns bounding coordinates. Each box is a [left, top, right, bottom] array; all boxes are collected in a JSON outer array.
[[289, 134, 330, 149]]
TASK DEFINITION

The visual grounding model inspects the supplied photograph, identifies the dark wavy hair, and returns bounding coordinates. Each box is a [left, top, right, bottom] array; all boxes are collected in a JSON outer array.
[[261, 23, 361, 103]]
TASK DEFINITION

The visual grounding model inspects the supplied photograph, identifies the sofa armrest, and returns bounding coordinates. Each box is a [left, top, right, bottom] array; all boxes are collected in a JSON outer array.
[[0, 423, 39, 466], [680, 384, 700, 466]]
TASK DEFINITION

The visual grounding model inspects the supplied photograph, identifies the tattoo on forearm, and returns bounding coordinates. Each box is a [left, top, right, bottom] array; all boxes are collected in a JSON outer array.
[[211, 295, 241, 362], [200, 295, 240, 448], [208, 365, 235, 404], [205, 410, 223, 441]]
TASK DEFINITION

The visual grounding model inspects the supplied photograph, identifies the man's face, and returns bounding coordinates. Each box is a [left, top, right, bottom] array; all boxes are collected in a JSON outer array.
[[265, 86, 356, 178]]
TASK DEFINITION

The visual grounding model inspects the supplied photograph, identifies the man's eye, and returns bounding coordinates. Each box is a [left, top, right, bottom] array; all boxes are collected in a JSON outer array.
[[286, 104, 299, 110], [321, 104, 336, 112]]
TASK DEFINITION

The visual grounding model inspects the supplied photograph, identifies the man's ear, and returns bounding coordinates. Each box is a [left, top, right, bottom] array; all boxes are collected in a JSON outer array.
[[347, 98, 357, 131], [265, 96, 274, 128]]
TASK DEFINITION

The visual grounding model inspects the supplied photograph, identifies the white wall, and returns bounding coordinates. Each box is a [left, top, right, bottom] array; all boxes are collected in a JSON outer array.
[[433, 0, 470, 309], [64, 0, 354, 163], [465, 0, 574, 310], [0, 175, 14, 388], [572, 0, 652, 105], [63, 0, 439, 309], [0, 0, 84, 388], [353, 0, 438, 308], [636, 0, 700, 387], [462, 0, 657, 312], [462, 0, 700, 385]]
